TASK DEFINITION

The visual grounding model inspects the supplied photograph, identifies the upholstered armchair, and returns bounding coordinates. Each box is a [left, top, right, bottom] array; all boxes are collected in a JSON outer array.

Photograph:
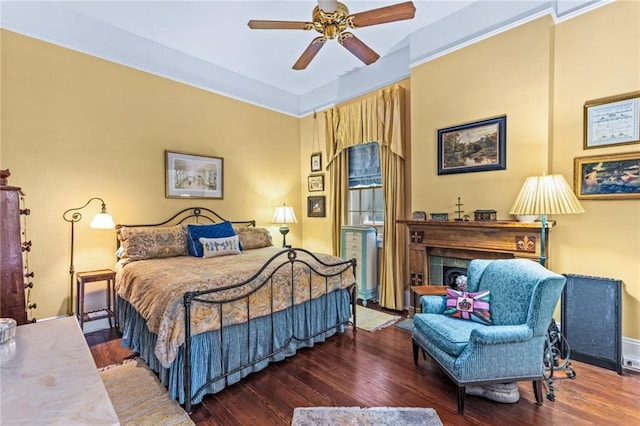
[[412, 259, 566, 414]]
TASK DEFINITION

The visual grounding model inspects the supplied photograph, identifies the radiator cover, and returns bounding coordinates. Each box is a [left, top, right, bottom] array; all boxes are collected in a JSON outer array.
[[562, 274, 622, 374]]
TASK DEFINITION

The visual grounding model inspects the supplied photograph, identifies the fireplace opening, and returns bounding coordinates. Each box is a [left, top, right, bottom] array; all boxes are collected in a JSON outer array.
[[443, 266, 467, 291]]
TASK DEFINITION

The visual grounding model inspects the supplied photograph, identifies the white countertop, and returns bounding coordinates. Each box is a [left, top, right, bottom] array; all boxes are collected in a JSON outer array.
[[0, 316, 119, 425]]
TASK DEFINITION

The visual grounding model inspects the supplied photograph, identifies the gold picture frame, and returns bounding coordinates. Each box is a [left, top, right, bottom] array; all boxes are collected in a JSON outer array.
[[574, 151, 640, 200], [584, 91, 640, 149]]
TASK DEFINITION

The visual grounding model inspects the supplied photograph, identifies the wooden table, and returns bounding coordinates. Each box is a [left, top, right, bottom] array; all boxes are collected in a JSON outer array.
[[76, 269, 117, 330], [0, 316, 120, 425], [411, 285, 448, 316]]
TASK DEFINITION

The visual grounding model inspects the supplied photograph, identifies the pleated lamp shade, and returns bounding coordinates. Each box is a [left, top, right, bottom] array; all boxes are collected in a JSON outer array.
[[510, 174, 585, 216]]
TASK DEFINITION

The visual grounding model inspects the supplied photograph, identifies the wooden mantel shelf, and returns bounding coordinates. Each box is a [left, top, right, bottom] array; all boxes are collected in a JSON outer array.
[[397, 219, 555, 229], [397, 219, 554, 259]]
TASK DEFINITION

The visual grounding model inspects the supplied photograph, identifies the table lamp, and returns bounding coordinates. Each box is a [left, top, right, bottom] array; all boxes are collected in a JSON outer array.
[[273, 204, 297, 248], [510, 174, 584, 266]]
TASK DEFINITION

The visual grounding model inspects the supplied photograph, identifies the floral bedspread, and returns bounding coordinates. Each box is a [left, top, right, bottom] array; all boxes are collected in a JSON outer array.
[[115, 247, 355, 367]]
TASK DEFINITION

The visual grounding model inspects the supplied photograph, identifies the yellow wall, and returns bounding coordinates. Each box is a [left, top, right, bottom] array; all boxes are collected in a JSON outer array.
[[552, 1, 640, 339], [1, 30, 301, 319], [410, 1, 640, 339], [2, 1, 639, 340]]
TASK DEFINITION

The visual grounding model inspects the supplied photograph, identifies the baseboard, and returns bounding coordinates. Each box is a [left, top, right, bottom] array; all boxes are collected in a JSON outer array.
[[622, 337, 640, 372], [35, 314, 111, 334]]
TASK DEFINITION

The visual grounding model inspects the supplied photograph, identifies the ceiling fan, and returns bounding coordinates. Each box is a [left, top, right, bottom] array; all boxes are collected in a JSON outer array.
[[247, 1, 416, 70]]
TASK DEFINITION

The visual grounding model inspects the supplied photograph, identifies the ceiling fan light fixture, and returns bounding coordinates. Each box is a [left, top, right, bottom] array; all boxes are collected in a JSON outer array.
[[318, 0, 338, 13], [247, 1, 416, 69]]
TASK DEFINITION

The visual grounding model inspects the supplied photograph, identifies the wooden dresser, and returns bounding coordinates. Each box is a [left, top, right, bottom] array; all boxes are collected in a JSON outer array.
[[341, 226, 378, 306], [0, 170, 29, 324]]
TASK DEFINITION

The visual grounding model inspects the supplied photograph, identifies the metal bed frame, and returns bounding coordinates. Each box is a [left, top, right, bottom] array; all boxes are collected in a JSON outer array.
[[115, 207, 357, 412]]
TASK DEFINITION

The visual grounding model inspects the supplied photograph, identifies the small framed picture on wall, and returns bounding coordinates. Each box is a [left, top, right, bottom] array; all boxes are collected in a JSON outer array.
[[308, 174, 324, 192], [311, 152, 322, 172], [307, 196, 326, 217]]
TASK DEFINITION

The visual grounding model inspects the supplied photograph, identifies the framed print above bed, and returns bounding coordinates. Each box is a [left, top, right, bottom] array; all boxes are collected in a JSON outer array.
[[437, 115, 507, 175], [166, 150, 223, 199]]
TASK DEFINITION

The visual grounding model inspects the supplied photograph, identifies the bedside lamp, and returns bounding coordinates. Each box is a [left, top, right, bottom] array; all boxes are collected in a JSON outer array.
[[63, 197, 115, 316], [510, 174, 584, 266], [273, 204, 297, 248]]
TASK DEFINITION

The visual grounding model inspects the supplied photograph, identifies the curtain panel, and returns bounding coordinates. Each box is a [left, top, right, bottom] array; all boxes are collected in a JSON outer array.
[[324, 85, 406, 310]]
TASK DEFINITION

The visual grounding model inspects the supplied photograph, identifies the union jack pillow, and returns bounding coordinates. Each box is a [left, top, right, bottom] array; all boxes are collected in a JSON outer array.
[[443, 288, 492, 325]]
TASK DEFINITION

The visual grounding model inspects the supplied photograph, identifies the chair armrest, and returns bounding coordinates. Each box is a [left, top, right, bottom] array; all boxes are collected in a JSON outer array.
[[420, 295, 446, 314], [470, 324, 533, 345]]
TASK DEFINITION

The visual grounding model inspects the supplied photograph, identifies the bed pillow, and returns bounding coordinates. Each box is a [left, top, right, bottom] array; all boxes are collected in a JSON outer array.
[[235, 227, 273, 250], [443, 288, 492, 325], [199, 235, 241, 258], [117, 225, 188, 260], [186, 222, 236, 257]]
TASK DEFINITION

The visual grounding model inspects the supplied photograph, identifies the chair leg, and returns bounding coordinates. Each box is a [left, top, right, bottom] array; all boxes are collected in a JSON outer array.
[[412, 339, 419, 365], [457, 386, 466, 414], [533, 380, 544, 405]]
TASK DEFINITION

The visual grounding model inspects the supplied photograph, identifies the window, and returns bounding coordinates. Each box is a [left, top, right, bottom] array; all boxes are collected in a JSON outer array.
[[347, 143, 384, 237]]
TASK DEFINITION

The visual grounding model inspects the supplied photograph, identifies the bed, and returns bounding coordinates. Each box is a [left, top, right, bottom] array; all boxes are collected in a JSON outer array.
[[114, 207, 357, 412]]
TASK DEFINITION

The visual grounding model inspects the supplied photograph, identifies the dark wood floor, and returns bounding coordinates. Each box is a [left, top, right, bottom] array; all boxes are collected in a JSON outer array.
[[88, 310, 640, 426]]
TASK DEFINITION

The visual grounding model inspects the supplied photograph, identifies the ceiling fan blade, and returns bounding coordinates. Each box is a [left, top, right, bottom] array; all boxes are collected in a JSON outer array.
[[247, 20, 313, 30], [293, 37, 327, 70], [338, 32, 380, 65], [349, 1, 416, 28]]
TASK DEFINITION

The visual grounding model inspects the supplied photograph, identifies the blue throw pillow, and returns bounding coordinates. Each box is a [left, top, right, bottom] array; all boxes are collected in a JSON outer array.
[[186, 222, 236, 257]]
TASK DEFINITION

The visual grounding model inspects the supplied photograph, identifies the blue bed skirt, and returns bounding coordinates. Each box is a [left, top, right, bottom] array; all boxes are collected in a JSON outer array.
[[117, 288, 352, 405]]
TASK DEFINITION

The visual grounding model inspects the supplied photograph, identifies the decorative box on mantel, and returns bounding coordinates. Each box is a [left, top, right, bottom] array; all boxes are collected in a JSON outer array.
[[397, 219, 555, 314], [474, 210, 497, 221]]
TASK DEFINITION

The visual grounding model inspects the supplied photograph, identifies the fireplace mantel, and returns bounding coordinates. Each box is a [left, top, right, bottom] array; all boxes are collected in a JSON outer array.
[[397, 219, 555, 292]]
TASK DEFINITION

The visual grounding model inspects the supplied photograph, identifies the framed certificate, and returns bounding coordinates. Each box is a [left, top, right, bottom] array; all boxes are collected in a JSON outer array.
[[584, 91, 640, 149]]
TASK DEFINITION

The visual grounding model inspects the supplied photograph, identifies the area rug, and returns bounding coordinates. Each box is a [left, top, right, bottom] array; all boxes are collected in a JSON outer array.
[[351, 305, 401, 332], [394, 317, 413, 332], [292, 406, 442, 425], [98, 358, 194, 426]]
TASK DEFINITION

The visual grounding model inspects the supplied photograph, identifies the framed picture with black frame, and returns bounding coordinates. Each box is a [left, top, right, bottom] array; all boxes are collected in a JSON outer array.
[[437, 115, 507, 175], [307, 174, 324, 192], [307, 196, 326, 217], [310, 152, 322, 172]]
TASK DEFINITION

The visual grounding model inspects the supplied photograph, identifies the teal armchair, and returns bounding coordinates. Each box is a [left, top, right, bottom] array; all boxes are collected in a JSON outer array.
[[412, 259, 566, 414]]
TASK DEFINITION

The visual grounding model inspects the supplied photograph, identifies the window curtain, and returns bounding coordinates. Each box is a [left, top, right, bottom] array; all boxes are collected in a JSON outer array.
[[324, 85, 406, 310]]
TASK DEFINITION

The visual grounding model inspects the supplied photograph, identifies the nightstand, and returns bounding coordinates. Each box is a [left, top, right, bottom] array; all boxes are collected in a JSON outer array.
[[411, 285, 448, 317], [76, 269, 117, 330]]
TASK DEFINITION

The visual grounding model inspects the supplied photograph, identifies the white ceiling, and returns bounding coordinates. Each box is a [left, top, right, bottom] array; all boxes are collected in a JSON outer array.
[[1, 0, 608, 116]]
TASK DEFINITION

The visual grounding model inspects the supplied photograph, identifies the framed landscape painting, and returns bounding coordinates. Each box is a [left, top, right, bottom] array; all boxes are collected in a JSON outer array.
[[437, 115, 507, 175], [574, 151, 640, 200], [165, 150, 223, 199]]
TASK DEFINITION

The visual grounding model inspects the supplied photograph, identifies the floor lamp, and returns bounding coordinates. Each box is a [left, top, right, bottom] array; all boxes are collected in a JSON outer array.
[[509, 174, 585, 266], [509, 173, 584, 401], [273, 204, 297, 248], [63, 197, 115, 316]]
